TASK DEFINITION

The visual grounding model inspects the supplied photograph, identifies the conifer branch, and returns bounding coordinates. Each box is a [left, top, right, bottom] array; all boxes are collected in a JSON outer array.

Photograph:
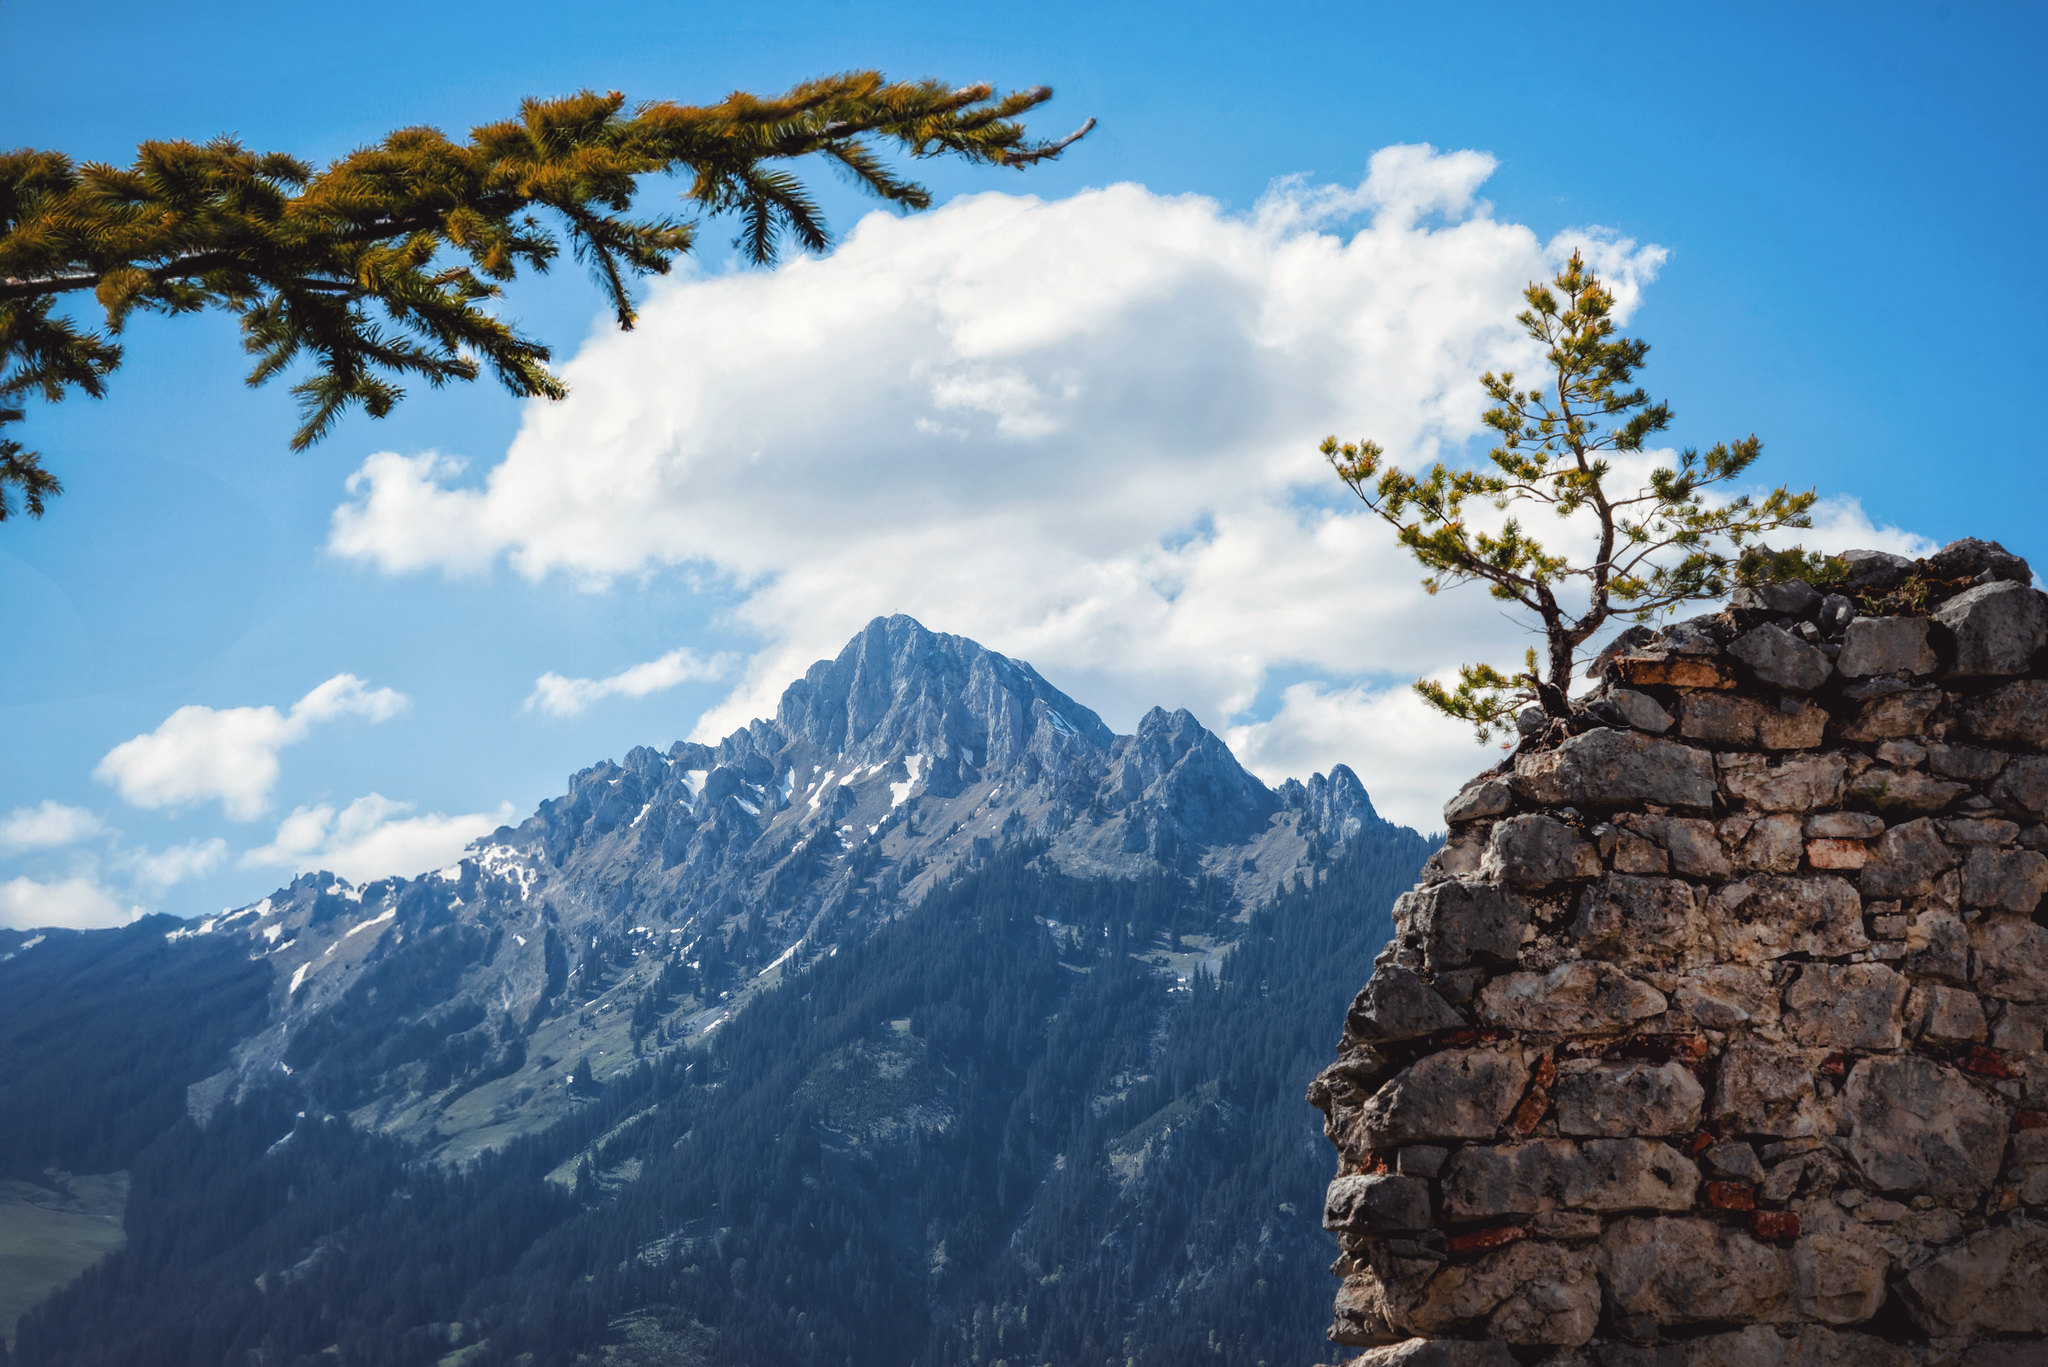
[[0, 73, 1092, 521]]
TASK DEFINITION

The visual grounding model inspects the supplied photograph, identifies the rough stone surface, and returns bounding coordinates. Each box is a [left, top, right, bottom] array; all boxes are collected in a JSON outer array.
[[1781, 963, 1909, 1050], [1935, 580, 2048, 677], [1681, 693, 1829, 750], [1552, 1060, 1704, 1137], [1346, 965, 1469, 1043], [1901, 1222, 2048, 1336], [1318, 544, 2048, 1361], [1482, 814, 1601, 887], [1730, 624, 1834, 691], [1393, 879, 1534, 973], [1842, 1056, 2007, 1200], [1326, 1173, 1434, 1236], [1474, 962, 1667, 1035], [1340, 1340, 1517, 1367], [1607, 688, 1675, 734], [1599, 1217, 1792, 1326], [1353, 1048, 1531, 1150], [1836, 616, 1940, 678], [1513, 728, 1716, 809], [1712, 1042, 1826, 1138], [1571, 875, 1703, 970]]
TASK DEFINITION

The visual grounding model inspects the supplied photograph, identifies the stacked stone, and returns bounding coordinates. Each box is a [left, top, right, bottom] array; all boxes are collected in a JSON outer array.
[[1309, 539, 2048, 1367]]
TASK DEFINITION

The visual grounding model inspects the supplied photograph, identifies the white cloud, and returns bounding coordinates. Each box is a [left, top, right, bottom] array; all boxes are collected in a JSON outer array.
[[119, 838, 230, 892], [95, 675, 410, 821], [0, 875, 137, 931], [327, 147, 1926, 830], [241, 794, 516, 885], [525, 646, 736, 718], [0, 800, 106, 852]]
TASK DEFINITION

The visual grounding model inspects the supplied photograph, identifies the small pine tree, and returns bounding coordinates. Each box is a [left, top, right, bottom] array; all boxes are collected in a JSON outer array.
[[0, 74, 1091, 521], [1322, 251, 1829, 742]]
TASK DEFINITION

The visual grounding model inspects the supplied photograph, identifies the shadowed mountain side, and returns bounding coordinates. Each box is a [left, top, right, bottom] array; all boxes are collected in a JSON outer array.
[[159, 616, 1391, 1163]]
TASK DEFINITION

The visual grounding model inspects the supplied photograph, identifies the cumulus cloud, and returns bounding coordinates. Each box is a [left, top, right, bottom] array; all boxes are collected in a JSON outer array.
[[525, 646, 736, 718], [328, 146, 1924, 829], [241, 794, 516, 885], [95, 675, 410, 821], [119, 838, 230, 892], [0, 801, 106, 852], [0, 875, 137, 931]]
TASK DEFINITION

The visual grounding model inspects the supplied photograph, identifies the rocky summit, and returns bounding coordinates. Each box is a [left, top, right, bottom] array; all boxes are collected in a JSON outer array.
[[0, 615, 1436, 1367], [174, 615, 1382, 1161], [1314, 538, 2048, 1366]]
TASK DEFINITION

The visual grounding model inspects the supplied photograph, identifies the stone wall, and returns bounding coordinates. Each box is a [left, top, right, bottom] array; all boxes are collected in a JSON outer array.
[[1309, 539, 2048, 1367]]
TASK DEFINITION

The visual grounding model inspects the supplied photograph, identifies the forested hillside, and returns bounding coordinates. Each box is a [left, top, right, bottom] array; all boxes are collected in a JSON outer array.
[[9, 829, 1427, 1367]]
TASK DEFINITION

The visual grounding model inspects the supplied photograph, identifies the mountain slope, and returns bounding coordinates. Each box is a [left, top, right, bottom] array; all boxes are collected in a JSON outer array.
[[184, 615, 1386, 1163], [1, 617, 1434, 1367]]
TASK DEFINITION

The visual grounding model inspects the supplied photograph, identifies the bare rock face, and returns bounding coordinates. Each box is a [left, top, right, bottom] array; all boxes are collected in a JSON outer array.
[[1315, 538, 2048, 1364]]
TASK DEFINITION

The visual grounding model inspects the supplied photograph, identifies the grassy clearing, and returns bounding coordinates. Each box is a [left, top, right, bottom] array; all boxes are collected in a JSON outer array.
[[0, 1172, 127, 1347]]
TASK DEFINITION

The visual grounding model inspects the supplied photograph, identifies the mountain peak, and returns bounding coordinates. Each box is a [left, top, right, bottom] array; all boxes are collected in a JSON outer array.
[[772, 615, 1114, 768]]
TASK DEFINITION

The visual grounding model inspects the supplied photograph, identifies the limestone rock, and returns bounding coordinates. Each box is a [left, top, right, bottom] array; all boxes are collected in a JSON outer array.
[[1348, 965, 1468, 1043], [1355, 1048, 1531, 1149], [1443, 775, 1513, 824], [1440, 1140, 1575, 1219], [1719, 754, 1847, 812], [1479, 1241, 1600, 1346], [1842, 1056, 2007, 1201], [1393, 880, 1534, 973], [1566, 1138, 1699, 1211], [1340, 1338, 1517, 1367], [1475, 962, 1667, 1035], [1839, 549, 1915, 593], [1332, 1271, 1405, 1347], [1930, 743, 2010, 782], [1730, 624, 1833, 691], [1730, 813, 1805, 872], [1905, 908, 1973, 984], [1326, 1173, 1434, 1236], [1482, 815, 1600, 888], [1846, 766, 1971, 813], [1958, 677, 2048, 747], [1924, 536, 2033, 584], [1900, 1221, 2048, 1337], [1680, 693, 1828, 750], [1807, 811, 1886, 839], [1961, 844, 2048, 912], [1670, 966, 1780, 1031], [1571, 875, 1704, 970], [1836, 616, 1939, 678], [1836, 686, 1944, 741], [1513, 729, 1715, 810], [1971, 915, 2048, 1003], [1607, 688, 1675, 734], [1781, 963, 1908, 1050], [1859, 818, 1960, 898], [1733, 580, 1824, 617], [1707, 875, 1868, 963], [1934, 580, 2048, 677], [1993, 754, 2048, 816], [1711, 1042, 1826, 1138], [1553, 1060, 1704, 1137], [1907, 984, 1987, 1044], [1638, 815, 1735, 876], [1397, 1241, 1600, 1347], [1599, 1216, 1793, 1327]]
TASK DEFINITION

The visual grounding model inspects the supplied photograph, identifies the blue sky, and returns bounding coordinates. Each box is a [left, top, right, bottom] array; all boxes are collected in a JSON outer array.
[[3, 1, 2043, 924]]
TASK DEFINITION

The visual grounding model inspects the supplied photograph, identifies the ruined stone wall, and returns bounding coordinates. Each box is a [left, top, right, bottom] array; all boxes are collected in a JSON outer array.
[[1310, 539, 2048, 1367]]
